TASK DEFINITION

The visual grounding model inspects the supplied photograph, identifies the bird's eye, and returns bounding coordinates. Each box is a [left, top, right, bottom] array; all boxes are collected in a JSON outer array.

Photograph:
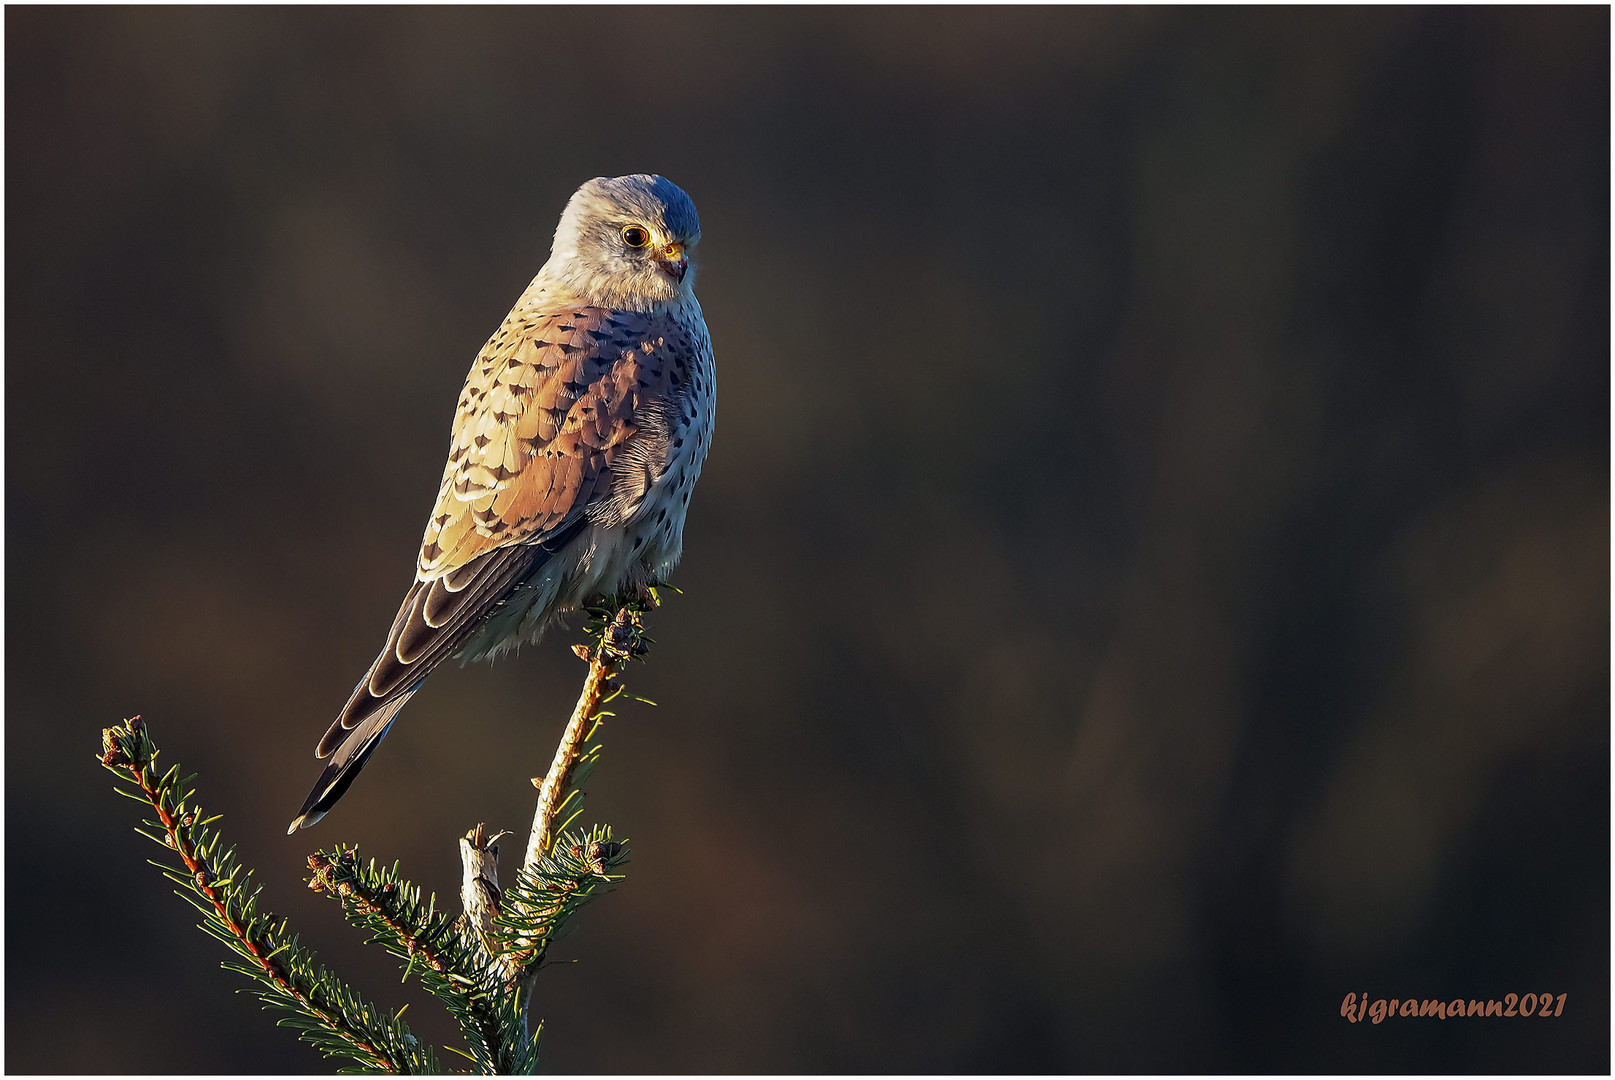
[[621, 225, 650, 248]]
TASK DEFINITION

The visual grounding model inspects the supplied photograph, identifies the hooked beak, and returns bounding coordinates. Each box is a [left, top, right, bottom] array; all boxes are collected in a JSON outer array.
[[656, 242, 688, 283]]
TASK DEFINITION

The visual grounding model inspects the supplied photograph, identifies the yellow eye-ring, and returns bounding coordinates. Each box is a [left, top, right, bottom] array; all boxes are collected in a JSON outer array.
[[621, 225, 650, 248]]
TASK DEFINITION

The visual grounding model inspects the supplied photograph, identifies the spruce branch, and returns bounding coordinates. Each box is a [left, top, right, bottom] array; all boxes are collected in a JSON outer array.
[[497, 825, 628, 970], [99, 595, 658, 1072], [307, 847, 535, 1074], [523, 597, 651, 873], [98, 717, 437, 1074]]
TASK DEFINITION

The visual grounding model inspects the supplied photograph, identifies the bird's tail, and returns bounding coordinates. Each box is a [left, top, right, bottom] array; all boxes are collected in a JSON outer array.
[[287, 688, 417, 833]]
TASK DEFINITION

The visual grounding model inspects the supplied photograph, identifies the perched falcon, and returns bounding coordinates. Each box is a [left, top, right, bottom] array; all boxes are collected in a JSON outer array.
[[289, 175, 715, 832]]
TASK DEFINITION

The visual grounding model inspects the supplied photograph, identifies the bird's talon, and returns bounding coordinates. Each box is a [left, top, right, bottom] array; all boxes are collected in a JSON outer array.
[[624, 582, 660, 610]]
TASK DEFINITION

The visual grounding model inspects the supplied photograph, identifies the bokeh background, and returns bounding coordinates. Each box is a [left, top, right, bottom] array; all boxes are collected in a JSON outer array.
[[6, 6, 1608, 1073]]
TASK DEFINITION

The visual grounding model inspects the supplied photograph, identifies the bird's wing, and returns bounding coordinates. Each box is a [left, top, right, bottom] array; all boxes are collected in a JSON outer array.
[[312, 305, 697, 758]]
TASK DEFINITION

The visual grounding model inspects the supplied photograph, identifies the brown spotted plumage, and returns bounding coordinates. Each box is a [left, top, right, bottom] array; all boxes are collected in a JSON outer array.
[[291, 175, 714, 831]]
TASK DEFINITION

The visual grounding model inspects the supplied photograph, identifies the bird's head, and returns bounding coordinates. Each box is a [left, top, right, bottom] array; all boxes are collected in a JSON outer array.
[[546, 174, 701, 311]]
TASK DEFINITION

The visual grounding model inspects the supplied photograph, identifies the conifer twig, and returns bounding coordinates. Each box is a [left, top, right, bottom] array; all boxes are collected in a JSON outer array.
[[307, 847, 527, 1072], [498, 827, 627, 968], [494, 597, 647, 1040], [522, 602, 647, 875], [98, 717, 433, 1073], [101, 597, 657, 1072]]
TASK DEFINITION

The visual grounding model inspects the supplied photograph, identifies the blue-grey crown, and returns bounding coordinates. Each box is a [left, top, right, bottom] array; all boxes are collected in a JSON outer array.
[[587, 174, 700, 242]]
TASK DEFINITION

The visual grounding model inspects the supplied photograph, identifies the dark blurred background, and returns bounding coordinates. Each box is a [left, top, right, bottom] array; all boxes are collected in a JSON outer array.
[[6, 6, 1608, 1073]]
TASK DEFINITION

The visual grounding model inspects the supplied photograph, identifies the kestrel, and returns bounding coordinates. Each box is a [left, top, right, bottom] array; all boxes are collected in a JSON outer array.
[[289, 175, 715, 832]]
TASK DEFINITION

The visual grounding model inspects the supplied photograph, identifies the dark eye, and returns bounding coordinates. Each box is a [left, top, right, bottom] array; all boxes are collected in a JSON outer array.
[[621, 225, 650, 248]]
